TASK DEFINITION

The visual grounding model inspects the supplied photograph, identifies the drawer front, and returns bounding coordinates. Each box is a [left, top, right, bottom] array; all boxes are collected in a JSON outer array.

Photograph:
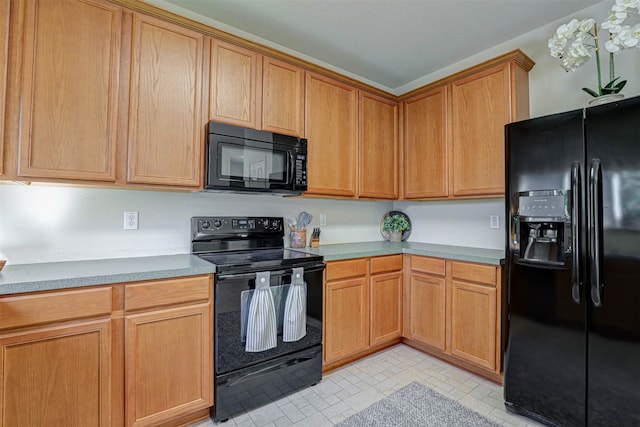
[[450, 261, 496, 286], [370, 255, 403, 274], [410, 256, 445, 276], [326, 258, 368, 281], [125, 275, 211, 311], [0, 287, 112, 330]]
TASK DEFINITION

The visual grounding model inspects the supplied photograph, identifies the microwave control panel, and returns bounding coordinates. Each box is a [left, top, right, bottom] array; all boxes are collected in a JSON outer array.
[[295, 154, 307, 186]]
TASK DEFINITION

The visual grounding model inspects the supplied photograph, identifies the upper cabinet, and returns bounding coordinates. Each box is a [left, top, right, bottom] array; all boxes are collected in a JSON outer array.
[[358, 92, 398, 199], [261, 56, 305, 136], [401, 50, 534, 200], [305, 72, 358, 197], [209, 40, 305, 137], [403, 86, 448, 199], [16, 0, 122, 182], [126, 13, 205, 187], [0, 0, 9, 178]]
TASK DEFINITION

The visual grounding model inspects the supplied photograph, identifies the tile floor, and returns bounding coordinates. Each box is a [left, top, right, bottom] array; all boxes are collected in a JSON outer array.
[[190, 344, 544, 427]]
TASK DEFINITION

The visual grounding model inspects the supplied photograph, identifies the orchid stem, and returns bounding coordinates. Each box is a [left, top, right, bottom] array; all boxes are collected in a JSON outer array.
[[593, 24, 603, 94]]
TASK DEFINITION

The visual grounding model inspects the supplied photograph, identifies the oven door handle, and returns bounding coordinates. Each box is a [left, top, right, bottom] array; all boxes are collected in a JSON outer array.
[[217, 265, 325, 281]]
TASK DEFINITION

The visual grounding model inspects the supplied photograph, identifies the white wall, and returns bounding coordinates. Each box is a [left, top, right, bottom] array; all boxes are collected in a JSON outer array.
[[0, 184, 391, 264], [395, 0, 640, 250], [2, 0, 639, 264]]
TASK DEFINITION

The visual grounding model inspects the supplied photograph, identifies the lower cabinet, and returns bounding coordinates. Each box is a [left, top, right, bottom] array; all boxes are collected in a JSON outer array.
[[124, 276, 213, 427], [405, 256, 447, 351], [0, 287, 113, 427], [324, 255, 403, 368], [404, 255, 502, 381], [0, 274, 214, 427], [324, 258, 369, 364]]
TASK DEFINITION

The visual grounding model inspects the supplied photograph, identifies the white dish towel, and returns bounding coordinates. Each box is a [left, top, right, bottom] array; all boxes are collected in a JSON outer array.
[[245, 271, 277, 352], [283, 267, 307, 342]]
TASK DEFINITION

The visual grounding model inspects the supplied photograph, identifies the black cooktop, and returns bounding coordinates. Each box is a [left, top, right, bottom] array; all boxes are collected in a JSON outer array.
[[198, 248, 322, 273]]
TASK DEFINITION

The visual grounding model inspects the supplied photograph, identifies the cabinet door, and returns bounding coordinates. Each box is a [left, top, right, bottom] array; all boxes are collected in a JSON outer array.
[[262, 56, 304, 137], [210, 39, 260, 129], [125, 303, 212, 427], [408, 272, 446, 351], [370, 270, 402, 346], [305, 72, 358, 197], [0, 0, 8, 177], [450, 279, 497, 370], [17, 0, 121, 181], [451, 63, 511, 196], [359, 92, 398, 199], [324, 276, 369, 364], [403, 86, 448, 199], [0, 319, 112, 427], [127, 13, 204, 187]]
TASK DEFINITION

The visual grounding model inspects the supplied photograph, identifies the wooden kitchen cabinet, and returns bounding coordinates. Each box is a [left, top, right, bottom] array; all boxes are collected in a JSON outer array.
[[14, 0, 122, 182], [124, 275, 213, 427], [0, 0, 8, 177], [370, 255, 403, 346], [449, 261, 499, 371], [0, 287, 113, 427], [126, 12, 205, 187], [404, 255, 447, 351], [305, 72, 358, 197], [400, 50, 533, 200], [358, 92, 398, 199], [324, 258, 369, 364], [210, 40, 305, 137], [261, 56, 305, 136], [403, 86, 448, 199], [210, 39, 260, 129]]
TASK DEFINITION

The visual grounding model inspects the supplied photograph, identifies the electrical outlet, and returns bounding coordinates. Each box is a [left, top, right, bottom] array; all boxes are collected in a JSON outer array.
[[124, 211, 139, 230], [320, 213, 328, 226], [489, 215, 500, 229]]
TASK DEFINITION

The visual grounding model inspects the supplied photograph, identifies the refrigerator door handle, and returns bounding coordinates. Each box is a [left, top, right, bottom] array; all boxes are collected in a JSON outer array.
[[570, 162, 581, 304], [589, 159, 603, 307]]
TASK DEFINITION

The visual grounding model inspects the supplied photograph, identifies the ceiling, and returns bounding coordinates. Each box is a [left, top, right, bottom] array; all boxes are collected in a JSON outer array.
[[147, 0, 601, 93]]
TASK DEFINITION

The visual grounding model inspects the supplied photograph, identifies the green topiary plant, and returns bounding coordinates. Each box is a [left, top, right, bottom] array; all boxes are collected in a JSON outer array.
[[383, 214, 410, 232]]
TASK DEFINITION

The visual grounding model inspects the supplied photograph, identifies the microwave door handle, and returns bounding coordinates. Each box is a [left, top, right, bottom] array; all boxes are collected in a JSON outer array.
[[288, 151, 295, 185]]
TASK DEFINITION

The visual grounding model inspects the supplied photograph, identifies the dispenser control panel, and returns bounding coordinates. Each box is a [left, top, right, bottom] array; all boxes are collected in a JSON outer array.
[[517, 190, 569, 219]]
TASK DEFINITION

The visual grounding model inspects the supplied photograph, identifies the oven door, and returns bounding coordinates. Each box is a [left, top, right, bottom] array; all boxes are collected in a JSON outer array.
[[214, 263, 324, 375], [207, 135, 296, 192]]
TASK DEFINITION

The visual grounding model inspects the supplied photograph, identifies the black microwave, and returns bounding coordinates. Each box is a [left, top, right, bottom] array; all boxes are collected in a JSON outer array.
[[205, 122, 307, 195]]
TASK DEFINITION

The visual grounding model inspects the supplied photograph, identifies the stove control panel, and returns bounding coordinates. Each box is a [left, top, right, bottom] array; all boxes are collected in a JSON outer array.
[[194, 216, 282, 233]]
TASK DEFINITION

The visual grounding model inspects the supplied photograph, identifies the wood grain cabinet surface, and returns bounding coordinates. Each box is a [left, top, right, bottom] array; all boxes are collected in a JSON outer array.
[[210, 40, 305, 137], [126, 12, 205, 187], [15, 0, 122, 182], [0, 287, 113, 427], [305, 72, 358, 198], [323, 258, 369, 364], [369, 255, 403, 346], [403, 255, 503, 382], [358, 92, 398, 199], [400, 50, 533, 200], [124, 276, 213, 427], [404, 256, 447, 351], [0, 0, 8, 177]]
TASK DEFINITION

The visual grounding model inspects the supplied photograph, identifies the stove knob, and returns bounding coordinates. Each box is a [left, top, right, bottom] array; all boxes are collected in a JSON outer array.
[[213, 219, 222, 229], [262, 218, 270, 229], [201, 220, 211, 229], [271, 219, 280, 230]]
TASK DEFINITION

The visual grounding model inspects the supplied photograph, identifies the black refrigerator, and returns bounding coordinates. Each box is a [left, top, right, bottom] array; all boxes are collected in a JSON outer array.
[[504, 95, 640, 427]]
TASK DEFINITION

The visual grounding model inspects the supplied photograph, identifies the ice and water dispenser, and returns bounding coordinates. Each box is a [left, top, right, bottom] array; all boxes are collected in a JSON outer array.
[[515, 190, 571, 265]]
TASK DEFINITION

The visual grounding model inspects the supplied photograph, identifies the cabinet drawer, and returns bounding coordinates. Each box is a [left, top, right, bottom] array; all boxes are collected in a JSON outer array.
[[410, 256, 445, 276], [0, 287, 112, 330], [450, 261, 496, 286], [125, 275, 211, 311], [370, 255, 403, 274], [326, 258, 368, 281]]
